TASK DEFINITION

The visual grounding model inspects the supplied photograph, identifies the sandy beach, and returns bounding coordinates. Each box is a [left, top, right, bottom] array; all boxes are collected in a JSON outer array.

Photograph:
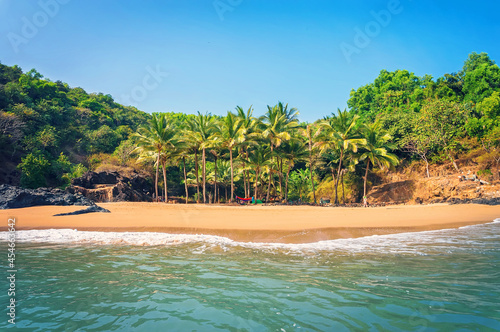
[[1, 202, 499, 243]]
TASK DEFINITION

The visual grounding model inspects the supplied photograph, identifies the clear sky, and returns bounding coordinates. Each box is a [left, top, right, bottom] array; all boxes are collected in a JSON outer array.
[[1, 0, 500, 122]]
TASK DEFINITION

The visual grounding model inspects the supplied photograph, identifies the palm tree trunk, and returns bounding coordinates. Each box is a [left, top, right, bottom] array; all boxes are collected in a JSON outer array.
[[308, 134, 316, 204], [334, 149, 344, 204], [266, 171, 272, 203], [309, 165, 316, 205], [225, 186, 228, 202], [162, 162, 168, 202], [331, 167, 335, 203], [195, 150, 200, 203], [246, 149, 250, 197], [341, 169, 345, 205], [183, 156, 188, 204], [266, 146, 274, 202], [229, 148, 234, 202], [155, 154, 160, 202], [202, 148, 206, 203], [285, 167, 291, 202], [214, 155, 218, 204], [279, 158, 283, 201], [363, 159, 371, 198], [243, 169, 247, 198], [254, 169, 259, 200], [246, 170, 251, 197]]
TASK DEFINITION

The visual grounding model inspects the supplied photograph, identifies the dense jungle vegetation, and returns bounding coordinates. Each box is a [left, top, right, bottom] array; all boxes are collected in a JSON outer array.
[[1, 52, 499, 203]]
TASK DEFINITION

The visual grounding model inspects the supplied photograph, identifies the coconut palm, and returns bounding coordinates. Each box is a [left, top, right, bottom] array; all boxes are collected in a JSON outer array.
[[169, 140, 190, 203], [185, 112, 218, 203], [300, 124, 318, 204], [208, 134, 224, 203], [235, 105, 258, 197], [360, 121, 399, 198], [134, 113, 178, 201], [315, 109, 364, 204], [245, 145, 273, 200], [289, 168, 310, 202], [220, 110, 245, 202], [279, 139, 308, 202], [261, 102, 299, 202], [213, 159, 236, 202], [182, 128, 202, 202]]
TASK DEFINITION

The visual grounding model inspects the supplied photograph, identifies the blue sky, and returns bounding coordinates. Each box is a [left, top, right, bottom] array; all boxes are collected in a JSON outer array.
[[1, 0, 499, 122]]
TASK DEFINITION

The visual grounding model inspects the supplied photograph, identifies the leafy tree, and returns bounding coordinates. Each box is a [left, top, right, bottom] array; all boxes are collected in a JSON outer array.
[[86, 125, 121, 154], [462, 52, 500, 104], [417, 100, 470, 171], [18, 151, 50, 188]]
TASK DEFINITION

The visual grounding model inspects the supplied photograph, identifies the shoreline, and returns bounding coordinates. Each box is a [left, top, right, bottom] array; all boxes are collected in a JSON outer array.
[[1, 202, 499, 243]]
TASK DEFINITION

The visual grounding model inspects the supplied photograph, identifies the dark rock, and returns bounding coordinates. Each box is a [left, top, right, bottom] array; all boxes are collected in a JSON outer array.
[[0, 184, 95, 209], [68, 170, 153, 202], [54, 205, 110, 216]]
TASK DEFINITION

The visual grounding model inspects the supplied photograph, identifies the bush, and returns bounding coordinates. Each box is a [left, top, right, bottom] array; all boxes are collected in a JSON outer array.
[[18, 152, 50, 188]]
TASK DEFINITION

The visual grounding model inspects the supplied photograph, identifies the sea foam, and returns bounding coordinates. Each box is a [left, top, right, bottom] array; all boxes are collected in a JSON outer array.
[[1, 219, 499, 255]]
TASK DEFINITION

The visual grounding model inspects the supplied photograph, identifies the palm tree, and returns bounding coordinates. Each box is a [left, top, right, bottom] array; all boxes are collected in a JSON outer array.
[[280, 139, 308, 202], [213, 159, 236, 202], [182, 127, 202, 202], [235, 106, 258, 198], [360, 121, 399, 198], [289, 168, 310, 202], [170, 140, 190, 204], [208, 135, 224, 203], [134, 113, 177, 202], [261, 102, 299, 202], [185, 112, 218, 203], [245, 145, 273, 200], [220, 110, 245, 202], [315, 109, 364, 204], [300, 124, 318, 204]]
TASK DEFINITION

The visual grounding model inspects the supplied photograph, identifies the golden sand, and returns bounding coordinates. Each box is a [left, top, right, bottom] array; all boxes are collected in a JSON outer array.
[[1, 202, 499, 243]]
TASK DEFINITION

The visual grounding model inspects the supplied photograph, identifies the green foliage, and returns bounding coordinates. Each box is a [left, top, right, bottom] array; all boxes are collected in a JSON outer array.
[[18, 151, 51, 188], [85, 125, 122, 154], [462, 52, 500, 104], [347, 69, 430, 121], [3, 52, 500, 197], [0, 62, 151, 188]]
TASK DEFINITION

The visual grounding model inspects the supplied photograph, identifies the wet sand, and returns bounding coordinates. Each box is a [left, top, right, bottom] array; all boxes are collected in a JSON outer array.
[[1, 202, 499, 243]]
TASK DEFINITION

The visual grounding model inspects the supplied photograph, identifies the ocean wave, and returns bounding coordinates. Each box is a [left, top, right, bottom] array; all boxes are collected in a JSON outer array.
[[1, 220, 498, 255]]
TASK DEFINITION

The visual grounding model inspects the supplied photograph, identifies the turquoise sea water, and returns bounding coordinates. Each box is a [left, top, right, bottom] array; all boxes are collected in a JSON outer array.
[[1, 220, 500, 331]]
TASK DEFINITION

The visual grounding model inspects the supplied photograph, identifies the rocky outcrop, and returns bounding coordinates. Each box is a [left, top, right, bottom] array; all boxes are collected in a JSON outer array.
[[68, 171, 153, 203], [367, 173, 500, 205], [0, 184, 95, 209], [54, 205, 110, 216], [368, 180, 415, 204]]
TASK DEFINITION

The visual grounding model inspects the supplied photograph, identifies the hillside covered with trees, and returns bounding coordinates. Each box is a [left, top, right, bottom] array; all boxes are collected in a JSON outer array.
[[1, 52, 499, 204]]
